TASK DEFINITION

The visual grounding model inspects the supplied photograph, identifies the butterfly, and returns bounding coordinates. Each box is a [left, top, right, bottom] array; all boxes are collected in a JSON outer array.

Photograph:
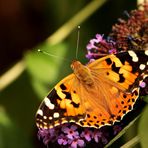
[[36, 50, 148, 129]]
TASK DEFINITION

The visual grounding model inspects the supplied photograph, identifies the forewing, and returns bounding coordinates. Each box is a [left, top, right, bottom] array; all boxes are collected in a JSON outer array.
[[36, 74, 86, 129]]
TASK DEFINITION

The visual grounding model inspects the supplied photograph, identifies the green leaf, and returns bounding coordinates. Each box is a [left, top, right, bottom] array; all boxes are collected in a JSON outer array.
[[25, 42, 69, 98], [0, 107, 32, 148], [138, 105, 148, 148], [142, 95, 148, 103], [25, 42, 68, 82]]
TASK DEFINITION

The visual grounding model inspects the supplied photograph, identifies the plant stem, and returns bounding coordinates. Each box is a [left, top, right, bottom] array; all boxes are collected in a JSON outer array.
[[0, 60, 25, 91], [121, 135, 140, 148], [47, 0, 107, 45]]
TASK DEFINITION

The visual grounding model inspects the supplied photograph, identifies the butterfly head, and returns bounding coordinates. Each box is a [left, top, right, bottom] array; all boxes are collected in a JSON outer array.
[[71, 60, 94, 86], [71, 60, 82, 70]]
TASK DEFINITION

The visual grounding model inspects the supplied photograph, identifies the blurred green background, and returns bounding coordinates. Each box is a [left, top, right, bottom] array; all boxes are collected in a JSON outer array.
[[0, 0, 148, 148]]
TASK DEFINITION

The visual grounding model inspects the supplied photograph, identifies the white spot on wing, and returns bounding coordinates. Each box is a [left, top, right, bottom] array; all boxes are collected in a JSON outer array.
[[49, 116, 53, 120], [128, 50, 135, 56], [44, 97, 55, 110], [128, 50, 139, 62], [53, 112, 60, 118], [133, 56, 138, 62], [43, 116, 47, 119], [139, 64, 146, 70], [145, 50, 148, 56], [37, 109, 43, 116], [43, 122, 47, 126], [43, 126, 48, 129], [36, 123, 39, 127]]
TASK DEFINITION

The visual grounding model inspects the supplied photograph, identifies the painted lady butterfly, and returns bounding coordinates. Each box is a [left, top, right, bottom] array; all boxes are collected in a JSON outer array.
[[36, 50, 148, 129]]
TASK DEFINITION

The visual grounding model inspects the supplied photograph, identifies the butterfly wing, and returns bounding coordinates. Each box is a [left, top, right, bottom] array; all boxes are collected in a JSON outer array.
[[77, 50, 147, 128], [36, 50, 148, 129], [36, 74, 86, 129], [88, 50, 148, 91]]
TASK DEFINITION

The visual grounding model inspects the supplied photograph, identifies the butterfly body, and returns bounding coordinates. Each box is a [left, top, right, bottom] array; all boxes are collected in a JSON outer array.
[[36, 50, 148, 129], [71, 60, 94, 86]]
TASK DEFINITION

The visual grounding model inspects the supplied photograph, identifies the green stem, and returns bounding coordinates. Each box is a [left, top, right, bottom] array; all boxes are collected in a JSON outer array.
[[121, 135, 140, 148], [0, 60, 25, 91], [47, 0, 107, 45]]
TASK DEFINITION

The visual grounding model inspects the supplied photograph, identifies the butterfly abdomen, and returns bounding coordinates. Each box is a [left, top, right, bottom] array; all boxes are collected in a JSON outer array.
[[71, 60, 94, 86]]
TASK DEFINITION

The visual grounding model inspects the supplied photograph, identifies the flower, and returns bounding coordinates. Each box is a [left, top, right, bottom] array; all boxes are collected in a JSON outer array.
[[57, 134, 68, 145], [140, 77, 148, 96], [62, 124, 79, 139], [69, 137, 85, 148], [140, 81, 146, 88], [38, 129, 50, 145], [37, 127, 59, 145], [86, 34, 117, 60], [80, 128, 92, 141], [113, 125, 122, 135], [86, 34, 104, 50], [108, 48, 117, 54], [93, 130, 102, 143], [110, 2, 148, 51], [92, 129, 108, 144], [86, 2, 148, 60]]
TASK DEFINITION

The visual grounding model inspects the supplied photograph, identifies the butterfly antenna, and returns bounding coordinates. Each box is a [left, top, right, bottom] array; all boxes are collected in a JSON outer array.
[[37, 49, 70, 63], [76, 26, 80, 60]]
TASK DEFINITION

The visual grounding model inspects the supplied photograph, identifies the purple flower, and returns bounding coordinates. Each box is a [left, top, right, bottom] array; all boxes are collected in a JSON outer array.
[[113, 125, 122, 135], [86, 34, 104, 50], [93, 130, 108, 144], [86, 34, 117, 60], [62, 124, 79, 139], [37, 130, 49, 145], [57, 134, 68, 145], [109, 48, 117, 54], [139, 81, 146, 88], [140, 77, 148, 95], [68, 137, 85, 148], [38, 128, 59, 145], [80, 128, 92, 141], [38, 129, 50, 145], [93, 130, 102, 143]]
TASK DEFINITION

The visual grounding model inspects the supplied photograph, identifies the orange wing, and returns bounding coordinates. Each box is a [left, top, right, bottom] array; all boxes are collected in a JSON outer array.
[[77, 50, 147, 128], [36, 74, 86, 129], [36, 50, 147, 129]]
